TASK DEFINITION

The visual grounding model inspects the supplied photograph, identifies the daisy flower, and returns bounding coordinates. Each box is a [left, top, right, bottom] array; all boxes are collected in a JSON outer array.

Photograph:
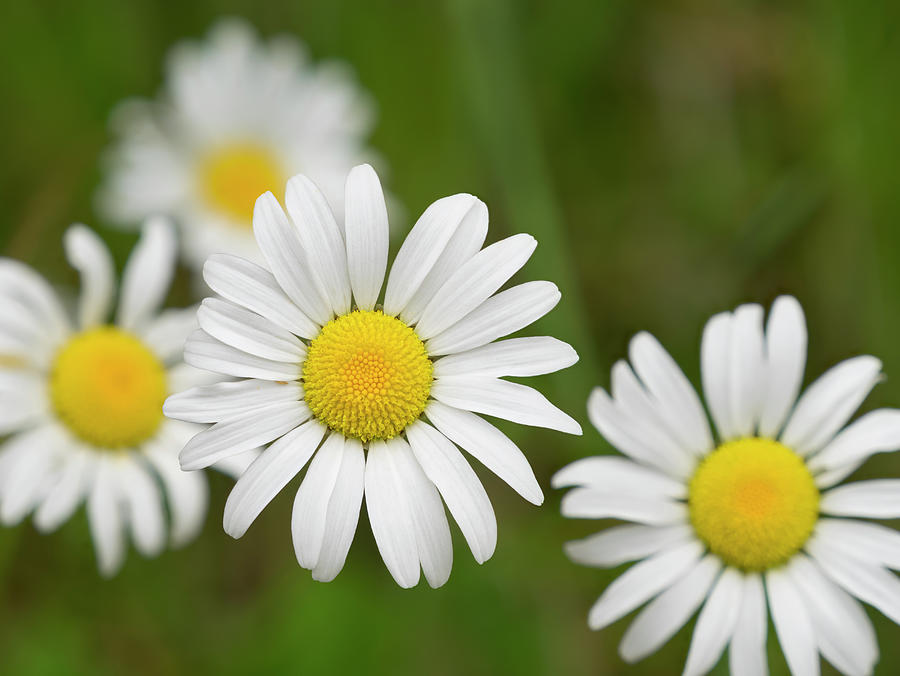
[[554, 296, 900, 676], [0, 219, 254, 576], [164, 163, 582, 587], [97, 18, 376, 273]]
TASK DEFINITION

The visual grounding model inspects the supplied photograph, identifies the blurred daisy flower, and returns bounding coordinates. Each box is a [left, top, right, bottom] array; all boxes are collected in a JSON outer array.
[[97, 18, 376, 274], [554, 296, 900, 676], [0, 220, 254, 576], [164, 164, 581, 587]]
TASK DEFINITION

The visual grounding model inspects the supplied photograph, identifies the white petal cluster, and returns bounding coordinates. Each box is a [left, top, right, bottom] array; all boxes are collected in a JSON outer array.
[[97, 18, 377, 273], [556, 296, 900, 676], [166, 164, 581, 587], [0, 220, 253, 576]]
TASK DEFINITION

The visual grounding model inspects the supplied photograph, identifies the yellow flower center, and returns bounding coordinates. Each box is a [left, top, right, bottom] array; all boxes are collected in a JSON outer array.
[[200, 142, 285, 224], [688, 438, 819, 571], [303, 310, 433, 442], [50, 327, 167, 449]]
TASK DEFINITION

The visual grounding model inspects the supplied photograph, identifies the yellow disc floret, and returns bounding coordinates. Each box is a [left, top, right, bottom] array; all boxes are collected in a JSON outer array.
[[689, 438, 819, 571], [200, 142, 284, 223], [303, 310, 433, 442], [50, 327, 167, 449]]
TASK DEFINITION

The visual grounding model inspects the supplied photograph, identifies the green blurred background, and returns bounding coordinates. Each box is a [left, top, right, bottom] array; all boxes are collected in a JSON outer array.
[[2, 0, 899, 674]]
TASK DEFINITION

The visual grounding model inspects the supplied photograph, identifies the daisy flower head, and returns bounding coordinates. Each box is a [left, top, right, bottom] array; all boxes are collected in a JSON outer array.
[[554, 296, 900, 676], [0, 219, 253, 577], [164, 163, 582, 588], [97, 18, 376, 273]]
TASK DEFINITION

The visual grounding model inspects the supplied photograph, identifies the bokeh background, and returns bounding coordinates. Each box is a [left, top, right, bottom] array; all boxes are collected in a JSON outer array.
[[2, 0, 899, 674]]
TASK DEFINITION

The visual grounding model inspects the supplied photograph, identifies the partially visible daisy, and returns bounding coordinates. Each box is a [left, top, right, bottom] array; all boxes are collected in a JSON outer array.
[[0, 219, 254, 576], [554, 296, 900, 676], [164, 163, 582, 587], [97, 18, 377, 273]]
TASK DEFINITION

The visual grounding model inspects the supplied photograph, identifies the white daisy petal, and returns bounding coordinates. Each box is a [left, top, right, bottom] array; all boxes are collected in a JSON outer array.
[[787, 554, 878, 676], [383, 193, 478, 317], [0, 380, 45, 436], [203, 253, 319, 338], [87, 458, 126, 577], [405, 420, 496, 564], [820, 479, 900, 518], [727, 304, 765, 438], [0, 426, 61, 525], [587, 386, 695, 479], [311, 439, 366, 583], [224, 419, 326, 538], [145, 439, 209, 547], [425, 401, 542, 505], [431, 376, 581, 435], [212, 448, 261, 478], [400, 199, 488, 325], [64, 224, 115, 329], [0, 259, 70, 340], [167, 362, 222, 392], [728, 574, 768, 676], [628, 332, 713, 456], [551, 456, 686, 500], [758, 295, 807, 438], [425, 281, 560, 356], [587, 540, 704, 631], [618, 554, 721, 664], [285, 174, 352, 315], [701, 311, 734, 440], [780, 355, 882, 456], [808, 408, 900, 473], [164, 379, 302, 424], [141, 307, 199, 363], [117, 217, 177, 331], [432, 336, 578, 379], [683, 567, 743, 676], [0, 368, 41, 397], [184, 329, 301, 381], [609, 360, 695, 464], [197, 297, 306, 362], [813, 463, 863, 490], [809, 537, 900, 625], [0, 305, 46, 365], [562, 524, 693, 568], [765, 568, 819, 676], [384, 436, 453, 588], [252, 191, 332, 325], [344, 164, 389, 310], [816, 518, 900, 570], [560, 487, 688, 525], [34, 449, 94, 533], [180, 400, 311, 471], [415, 234, 537, 339], [293, 433, 346, 569], [365, 439, 421, 588], [118, 458, 166, 558]]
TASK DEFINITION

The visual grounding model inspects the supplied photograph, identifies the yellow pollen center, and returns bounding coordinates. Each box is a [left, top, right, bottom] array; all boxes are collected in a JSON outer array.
[[200, 142, 285, 224], [303, 310, 433, 442], [50, 327, 167, 449], [688, 438, 819, 571]]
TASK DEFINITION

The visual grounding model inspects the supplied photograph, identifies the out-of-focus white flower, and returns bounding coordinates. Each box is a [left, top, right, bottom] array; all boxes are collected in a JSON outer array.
[[0, 220, 255, 576], [97, 18, 378, 273]]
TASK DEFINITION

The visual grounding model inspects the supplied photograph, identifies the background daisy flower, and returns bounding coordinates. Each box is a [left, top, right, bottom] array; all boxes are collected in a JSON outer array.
[[554, 296, 900, 676], [96, 18, 377, 274], [0, 219, 254, 576], [164, 163, 582, 587]]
